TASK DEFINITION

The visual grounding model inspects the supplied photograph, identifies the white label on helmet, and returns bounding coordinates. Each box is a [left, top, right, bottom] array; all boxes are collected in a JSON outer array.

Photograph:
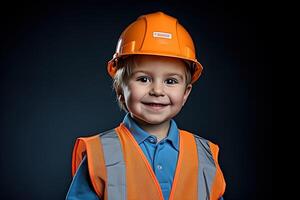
[[153, 32, 172, 39]]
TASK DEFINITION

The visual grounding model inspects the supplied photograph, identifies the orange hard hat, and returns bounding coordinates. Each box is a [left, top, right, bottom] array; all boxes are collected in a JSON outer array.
[[107, 11, 203, 83]]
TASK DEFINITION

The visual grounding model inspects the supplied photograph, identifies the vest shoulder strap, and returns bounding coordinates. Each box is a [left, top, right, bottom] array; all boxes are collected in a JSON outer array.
[[71, 131, 110, 198], [208, 141, 226, 199], [186, 132, 226, 200]]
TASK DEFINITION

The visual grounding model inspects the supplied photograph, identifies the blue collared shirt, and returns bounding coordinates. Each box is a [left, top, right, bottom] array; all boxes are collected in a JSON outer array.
[[123, 114, 179, 200]]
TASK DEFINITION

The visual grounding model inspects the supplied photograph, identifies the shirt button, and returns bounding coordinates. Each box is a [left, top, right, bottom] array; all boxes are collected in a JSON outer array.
[[149, 137, 156, 143], [157, 165, 163, 170]]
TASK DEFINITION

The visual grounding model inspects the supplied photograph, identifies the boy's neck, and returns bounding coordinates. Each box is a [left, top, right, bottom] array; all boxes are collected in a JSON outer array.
[[132, 117, 170, 142]]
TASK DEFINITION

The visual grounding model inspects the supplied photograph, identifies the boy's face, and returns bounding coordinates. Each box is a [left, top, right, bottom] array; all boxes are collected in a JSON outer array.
[[120, 55, 192, 125]]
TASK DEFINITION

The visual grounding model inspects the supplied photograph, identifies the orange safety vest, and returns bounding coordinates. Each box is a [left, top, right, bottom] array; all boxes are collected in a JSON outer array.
[[72, 123, 226, 200]]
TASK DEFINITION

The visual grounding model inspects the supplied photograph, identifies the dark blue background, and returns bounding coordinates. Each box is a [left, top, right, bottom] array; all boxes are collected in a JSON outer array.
[[0, 1, 272, 199]]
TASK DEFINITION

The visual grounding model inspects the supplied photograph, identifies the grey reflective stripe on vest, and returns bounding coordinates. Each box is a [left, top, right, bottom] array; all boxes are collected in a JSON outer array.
[[194, 135, 217, 200], [100, 129, 126, 200]]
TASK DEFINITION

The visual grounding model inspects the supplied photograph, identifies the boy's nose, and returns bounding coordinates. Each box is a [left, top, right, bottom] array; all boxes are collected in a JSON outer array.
[[149, 82, 165, 97]]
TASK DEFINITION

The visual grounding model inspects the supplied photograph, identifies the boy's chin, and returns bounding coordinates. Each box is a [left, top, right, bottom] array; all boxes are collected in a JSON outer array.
[[133, 114, 171, 126]]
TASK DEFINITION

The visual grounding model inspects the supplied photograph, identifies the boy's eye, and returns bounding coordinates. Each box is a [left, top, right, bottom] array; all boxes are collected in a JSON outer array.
[[165, 78, 178, 85], [136, 76, 151, 83]]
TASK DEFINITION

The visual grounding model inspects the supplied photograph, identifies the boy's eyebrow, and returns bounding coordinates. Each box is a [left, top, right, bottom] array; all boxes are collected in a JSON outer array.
[[132, 70, 149, 75], [132, 71, 184, 80], [165, 73, 184, 80]]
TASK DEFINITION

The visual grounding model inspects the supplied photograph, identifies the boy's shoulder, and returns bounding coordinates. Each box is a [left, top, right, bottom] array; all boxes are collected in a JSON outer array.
[[77, 128, 117, 140], [179, 129, 212, 144], [179, 129, 219, 154]]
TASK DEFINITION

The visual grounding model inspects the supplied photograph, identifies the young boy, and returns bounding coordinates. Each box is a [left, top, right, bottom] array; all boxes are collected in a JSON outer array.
[[66, 11, 226, 200]]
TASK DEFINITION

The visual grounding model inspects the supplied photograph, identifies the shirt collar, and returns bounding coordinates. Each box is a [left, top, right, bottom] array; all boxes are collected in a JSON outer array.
[[122, 113, 179, 151]]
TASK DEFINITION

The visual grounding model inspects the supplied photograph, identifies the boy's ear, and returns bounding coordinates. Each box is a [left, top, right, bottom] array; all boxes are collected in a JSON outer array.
[[118, 93, 125, 103], [182, 84, 192, 106]]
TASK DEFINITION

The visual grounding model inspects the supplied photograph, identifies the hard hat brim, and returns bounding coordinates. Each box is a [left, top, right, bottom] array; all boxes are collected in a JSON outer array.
[[107, 53, 203, 84]]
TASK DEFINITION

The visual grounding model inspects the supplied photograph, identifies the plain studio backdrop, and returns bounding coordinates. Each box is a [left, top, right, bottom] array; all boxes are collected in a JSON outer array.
[[0, 1, 273, 199]]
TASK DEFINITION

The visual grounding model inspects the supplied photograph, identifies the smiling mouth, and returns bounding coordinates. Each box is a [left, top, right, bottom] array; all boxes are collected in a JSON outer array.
[[142, 102, 169, 108]]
